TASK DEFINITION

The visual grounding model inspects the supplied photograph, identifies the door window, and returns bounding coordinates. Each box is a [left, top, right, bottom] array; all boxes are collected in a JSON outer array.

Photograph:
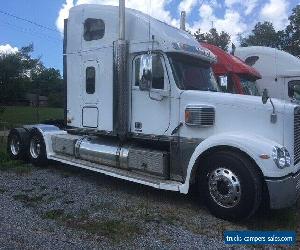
[[134, 54, 165, 90], [86, 67, 95, 94], [152, 55, 164, 90]]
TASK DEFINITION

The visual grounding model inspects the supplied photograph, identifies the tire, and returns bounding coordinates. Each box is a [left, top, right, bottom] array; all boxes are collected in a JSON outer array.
[[198, 150, 262, 221], [28, 128, 48, 166], [7, 128, 29, 161]]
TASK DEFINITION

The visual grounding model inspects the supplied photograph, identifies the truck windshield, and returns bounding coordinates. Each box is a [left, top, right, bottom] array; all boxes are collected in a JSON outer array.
[[168, 53, 219, 91], [239, 76, 260, 96]]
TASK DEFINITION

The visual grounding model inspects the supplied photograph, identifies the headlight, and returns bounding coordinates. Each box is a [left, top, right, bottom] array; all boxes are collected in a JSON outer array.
[[272, 146, 291, 169]]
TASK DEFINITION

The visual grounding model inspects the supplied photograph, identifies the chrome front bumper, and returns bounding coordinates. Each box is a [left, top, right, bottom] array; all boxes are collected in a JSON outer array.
[[266, 171, 300, 209]]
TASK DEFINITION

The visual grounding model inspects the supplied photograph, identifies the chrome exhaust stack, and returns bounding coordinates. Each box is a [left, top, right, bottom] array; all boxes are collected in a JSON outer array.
[[180, 11, 186, 31], [114, 0, 129, 142]]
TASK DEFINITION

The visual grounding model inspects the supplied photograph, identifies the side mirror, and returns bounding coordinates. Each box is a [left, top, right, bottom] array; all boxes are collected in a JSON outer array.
[[139, 55, 152, 91], [262, 88, 269, 104]]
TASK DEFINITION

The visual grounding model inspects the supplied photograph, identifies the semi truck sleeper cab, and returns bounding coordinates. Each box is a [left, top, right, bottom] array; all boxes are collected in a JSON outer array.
[[7, 3, 300, 221]]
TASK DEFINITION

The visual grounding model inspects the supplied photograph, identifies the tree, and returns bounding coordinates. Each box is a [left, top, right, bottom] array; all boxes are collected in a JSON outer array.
[[283, 5, 300, 57], [0, 44, 39, 103], [194, 28, 231, 51], [0, 44, 63, 107], [31, 68, 63, 97], [239, 22, 281, 48]]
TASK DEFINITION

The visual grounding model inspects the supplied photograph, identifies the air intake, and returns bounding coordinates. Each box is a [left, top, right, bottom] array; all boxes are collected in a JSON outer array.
[[185, 105, 215, 127]]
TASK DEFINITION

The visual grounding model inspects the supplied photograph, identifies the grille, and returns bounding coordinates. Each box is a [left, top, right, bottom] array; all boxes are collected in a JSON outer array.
[[294, 107, 300, 165], [185, 106, 215, 127]]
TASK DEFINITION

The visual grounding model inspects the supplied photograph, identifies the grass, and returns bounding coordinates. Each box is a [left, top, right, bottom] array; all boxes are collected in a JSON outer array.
[[0, 106, 63, 128], [13, 193, 46, 207], [0, 146, 33, 175], [41, 206, 141, 242], [42, 209, 65, 220], [65, 218, 140, 242]]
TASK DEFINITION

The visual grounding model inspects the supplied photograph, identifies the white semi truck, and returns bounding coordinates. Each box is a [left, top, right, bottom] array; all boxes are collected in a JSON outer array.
[[6, 3, 300, 220], [235, 46, 300, 102]]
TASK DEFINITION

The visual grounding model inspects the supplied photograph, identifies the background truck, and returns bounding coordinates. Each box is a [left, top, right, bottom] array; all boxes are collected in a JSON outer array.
[[235, 46, 300, 102], [6, 2, 300, 221], [202, 43, 261, 96]]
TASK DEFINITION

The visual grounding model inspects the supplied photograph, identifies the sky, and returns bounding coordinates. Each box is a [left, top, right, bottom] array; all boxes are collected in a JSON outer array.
[[0, 0, 299, 73]]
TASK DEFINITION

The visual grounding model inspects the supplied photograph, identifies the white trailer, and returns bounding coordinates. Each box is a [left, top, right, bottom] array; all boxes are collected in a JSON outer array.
[[235, 46, 300, 102], [6, 3, 300, 221]]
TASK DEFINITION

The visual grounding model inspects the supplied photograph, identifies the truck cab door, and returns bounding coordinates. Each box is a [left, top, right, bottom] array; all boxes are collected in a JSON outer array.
[[82, 60, 100, 128], [131, 54, 170, 135]]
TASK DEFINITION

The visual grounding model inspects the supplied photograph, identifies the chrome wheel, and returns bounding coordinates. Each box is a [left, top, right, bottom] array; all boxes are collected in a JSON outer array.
[[10, 135, 20, 156], [208, 168, 241, 209], [30, 136, 41, 159]]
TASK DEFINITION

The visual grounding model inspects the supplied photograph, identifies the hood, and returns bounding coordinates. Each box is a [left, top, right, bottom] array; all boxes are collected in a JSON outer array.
[[179, 91, 292, 146]]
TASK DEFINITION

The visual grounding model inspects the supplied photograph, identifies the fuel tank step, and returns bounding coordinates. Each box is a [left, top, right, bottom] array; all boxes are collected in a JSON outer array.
[[51, 134, 169, 178], [48, 154, 181, 192]]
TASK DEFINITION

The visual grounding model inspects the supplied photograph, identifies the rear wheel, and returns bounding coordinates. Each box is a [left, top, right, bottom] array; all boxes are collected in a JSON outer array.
[[28, 129, 48, 166], [198, 151, 262, 221], [7, 128, 29, 161]]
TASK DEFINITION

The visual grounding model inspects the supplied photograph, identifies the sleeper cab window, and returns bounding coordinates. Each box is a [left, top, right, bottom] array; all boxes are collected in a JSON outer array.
[[134, 54, 164, 90], [84, 18, 105, 41], [86, 67, 95, 94]]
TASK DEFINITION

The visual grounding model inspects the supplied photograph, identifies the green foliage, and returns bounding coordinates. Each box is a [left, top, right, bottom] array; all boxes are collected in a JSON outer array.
[[48, 93, 64, 108], [239, 6, 300, 58], [194, 28, 231, 51], [42, 209, 65, 220], [13, 193, 45, 206], [0, 148, 32, 175], [283, 5, 300, 57], [31, 68, 63, 97], [65, 218, 140, 242], [0, 106, 5, 116], [0, 43, 63, 107], [239, 22, 282, 48], [0, 43, 39, 103], [0, 106, 63, 127]]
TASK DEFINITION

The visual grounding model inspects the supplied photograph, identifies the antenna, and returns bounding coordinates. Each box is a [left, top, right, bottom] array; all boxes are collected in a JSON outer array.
[[148, 0, 152, 53]]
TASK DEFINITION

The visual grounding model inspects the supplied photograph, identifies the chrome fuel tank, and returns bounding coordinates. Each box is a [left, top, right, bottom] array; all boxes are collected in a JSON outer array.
[[75, 137, 129, 168]]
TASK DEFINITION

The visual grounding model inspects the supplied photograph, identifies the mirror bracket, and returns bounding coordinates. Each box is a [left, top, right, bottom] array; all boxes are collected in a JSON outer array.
[[262, 88, 277, 124]]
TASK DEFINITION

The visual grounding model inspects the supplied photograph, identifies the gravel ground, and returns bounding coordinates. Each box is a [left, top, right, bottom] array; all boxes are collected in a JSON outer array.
[[0, 158, 299, 249]]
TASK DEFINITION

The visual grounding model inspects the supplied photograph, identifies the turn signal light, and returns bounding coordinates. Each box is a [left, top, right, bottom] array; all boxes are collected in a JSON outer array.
[[185, 110, 191, 123]]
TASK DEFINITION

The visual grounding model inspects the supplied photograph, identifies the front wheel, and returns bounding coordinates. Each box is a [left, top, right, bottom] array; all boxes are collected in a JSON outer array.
[[198, 151, 262, 221], [28, 129, 48, 166]]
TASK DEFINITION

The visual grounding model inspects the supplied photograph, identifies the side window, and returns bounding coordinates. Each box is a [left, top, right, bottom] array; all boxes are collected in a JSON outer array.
[[84, 18, 105, 41], [134, 54, 164, 90], [86, 67, 95, 94]]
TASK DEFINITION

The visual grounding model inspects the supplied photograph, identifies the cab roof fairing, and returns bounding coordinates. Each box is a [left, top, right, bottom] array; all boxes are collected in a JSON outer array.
[[68, 4, 216, 63]]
